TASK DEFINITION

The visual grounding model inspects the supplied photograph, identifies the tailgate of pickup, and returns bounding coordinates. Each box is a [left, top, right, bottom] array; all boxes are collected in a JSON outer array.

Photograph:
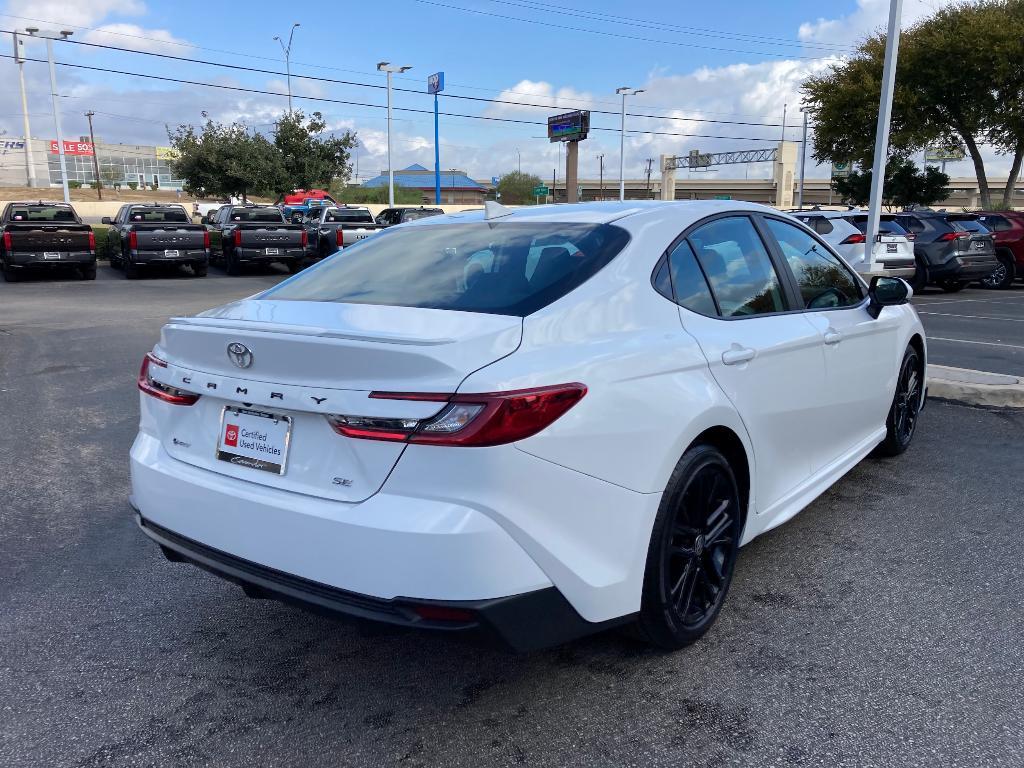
[[135, 227, 206, 250], [8, 227, 91, 251]]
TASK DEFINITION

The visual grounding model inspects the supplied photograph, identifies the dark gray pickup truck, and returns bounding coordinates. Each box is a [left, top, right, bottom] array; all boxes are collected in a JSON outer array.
[[0, 201, 95, 282], [102, 204, 210, 279], [205, 205, 307, 275]]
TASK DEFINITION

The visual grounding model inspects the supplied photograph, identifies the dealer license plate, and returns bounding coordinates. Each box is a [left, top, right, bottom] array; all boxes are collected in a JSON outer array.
[[886, 243, 898, 253], [217, 407, 292, 475], [265, 247, 280, 255], [43, 252, 60, 259], [164, 249, 179, 258]]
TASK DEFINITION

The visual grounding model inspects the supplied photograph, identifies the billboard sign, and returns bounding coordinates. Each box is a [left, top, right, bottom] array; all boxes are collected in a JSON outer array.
[[547, 110, 590, 143], [427, 72, 444, 95], [925, 147, 965, 162], [50, 140, 93, 156], [830, 161, 852, 178]]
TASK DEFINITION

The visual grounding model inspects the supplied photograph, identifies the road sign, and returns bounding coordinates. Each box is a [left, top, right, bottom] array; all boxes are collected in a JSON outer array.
[[925, 147, 965, 162], [491, 176, 500, 186], [713, 194, 732, 200], [831, 161, 852, 178], [533, 185, 549, 197], [427, 72, 444, 95]]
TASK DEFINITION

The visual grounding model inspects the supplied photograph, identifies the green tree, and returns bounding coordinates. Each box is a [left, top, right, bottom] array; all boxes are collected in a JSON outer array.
[[496, 171, 543, 204], [274, 110, 357, 190], [331, 183, 424, 204], [832, 157, 950, 209], [169, 118, 287, 200], [802, 0, 1024, 209]]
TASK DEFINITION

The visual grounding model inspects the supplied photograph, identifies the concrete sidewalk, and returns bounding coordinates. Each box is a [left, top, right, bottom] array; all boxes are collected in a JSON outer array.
[[927, 364, 1024, 408]]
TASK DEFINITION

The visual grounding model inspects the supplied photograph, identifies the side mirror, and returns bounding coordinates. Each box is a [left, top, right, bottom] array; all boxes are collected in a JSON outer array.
[[867, 276, 911, 319], [101, 216, 112, 225], [200, 215, 209, 225]]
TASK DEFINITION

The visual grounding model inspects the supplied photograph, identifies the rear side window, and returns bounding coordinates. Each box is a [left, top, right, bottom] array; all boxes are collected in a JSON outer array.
[[263, 222, 631, 316], [687, 216, 787, 317], [896, 216, 927, 234], [662, 240, 717, 316], [978, 214, 1012, 232], [764, 218, 863, 309], [796, 216, 833, 235]]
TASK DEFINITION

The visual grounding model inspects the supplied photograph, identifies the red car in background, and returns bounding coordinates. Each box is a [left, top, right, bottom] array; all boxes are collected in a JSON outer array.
[[974, 211, 1024, 289]]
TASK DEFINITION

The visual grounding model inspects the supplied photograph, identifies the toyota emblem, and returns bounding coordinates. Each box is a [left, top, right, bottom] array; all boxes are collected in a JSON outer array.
[[227, 342, 253, 369]]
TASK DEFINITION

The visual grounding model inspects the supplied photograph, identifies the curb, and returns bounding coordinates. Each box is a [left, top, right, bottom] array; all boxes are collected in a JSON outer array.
[[926, 364, 1024, 409]]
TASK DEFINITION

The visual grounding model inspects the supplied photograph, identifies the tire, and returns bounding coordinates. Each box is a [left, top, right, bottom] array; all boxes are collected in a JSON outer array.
[[192, 263, 208, 277], [225, 250, 242, 276], [939, 279, 967, 293], [125, 256, 140, 280], [80, 264, 97, 280], [2, 258, 21, 282], [910, 256, 929, 292], [287, 259, 302, 274], [635, 444, 743, 650], [875, 345, 924, 457], [980, 253, 1015, 290]]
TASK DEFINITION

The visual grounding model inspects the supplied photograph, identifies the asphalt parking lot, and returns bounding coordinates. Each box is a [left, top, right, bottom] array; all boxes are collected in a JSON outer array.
[[2, 264, 1023, 767]]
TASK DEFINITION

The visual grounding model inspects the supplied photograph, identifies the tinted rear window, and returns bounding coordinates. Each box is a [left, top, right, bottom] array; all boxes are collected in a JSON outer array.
[[946, 216, 988, 233], [402, 209, 443, 221], [324, 208, 373, 223], [128, 208, 189, 223], [230, 208, 285, 223], [264, 222, 630, 316], [9, 205, 77, 222]]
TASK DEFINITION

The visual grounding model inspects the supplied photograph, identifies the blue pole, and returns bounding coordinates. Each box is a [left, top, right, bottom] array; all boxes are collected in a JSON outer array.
[[433, 93, 441, 204]]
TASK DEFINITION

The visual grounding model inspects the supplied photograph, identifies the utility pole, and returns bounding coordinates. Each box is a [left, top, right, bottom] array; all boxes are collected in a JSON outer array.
[[644, 158, 654, 199], [273, 24, 300, 113], [616, 87, 644, 201], [797, 108, 808, 209], [598, 154, 604, 200], [84, 111, 101, 200], [12, 32, 36, 187], [865, 0, 904, 271], [377, 62, 412, 207]]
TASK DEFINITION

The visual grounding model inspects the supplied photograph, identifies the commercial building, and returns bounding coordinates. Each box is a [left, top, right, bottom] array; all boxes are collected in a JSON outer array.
[[362, 164, 487, 204], [0, 137, 186, 190]]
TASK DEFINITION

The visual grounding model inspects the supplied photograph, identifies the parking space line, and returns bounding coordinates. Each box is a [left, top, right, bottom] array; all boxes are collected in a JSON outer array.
[[917, 311, 1024, 322], [929, 336, 1024, 350]]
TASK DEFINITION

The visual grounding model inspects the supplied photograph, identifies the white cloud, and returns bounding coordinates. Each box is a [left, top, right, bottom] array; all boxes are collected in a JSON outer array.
[[81, 23, 191, 55], [799, 0, 978, 45], [4, 0, 145, 30]]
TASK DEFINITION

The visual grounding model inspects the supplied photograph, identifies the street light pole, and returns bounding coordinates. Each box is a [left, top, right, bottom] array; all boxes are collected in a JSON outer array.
[[12, 33, 37, 188], [797, 108, 808, 209], [515, 147, 521, 174], [615, 87, 644, 201], [865, 0, 904, 271], [85, 111, 101, 200], [598, 154, 604, 200], [377, 62, 412, 208], [273, 24, 299, 113], [27, 28, 73, 203]]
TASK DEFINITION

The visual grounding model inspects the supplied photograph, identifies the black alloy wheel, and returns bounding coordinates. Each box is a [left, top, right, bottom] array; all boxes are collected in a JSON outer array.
[[980, 254, 1015, 290], [638, 445, 742, 649], [876, 346, 923, 457]]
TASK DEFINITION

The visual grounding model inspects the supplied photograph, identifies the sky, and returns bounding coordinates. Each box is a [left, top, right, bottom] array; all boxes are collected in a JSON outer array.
[[0, 0, 1001, 184]]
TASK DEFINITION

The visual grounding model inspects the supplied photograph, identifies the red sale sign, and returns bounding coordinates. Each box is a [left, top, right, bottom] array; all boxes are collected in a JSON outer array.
[[49, 140, 94, 155]]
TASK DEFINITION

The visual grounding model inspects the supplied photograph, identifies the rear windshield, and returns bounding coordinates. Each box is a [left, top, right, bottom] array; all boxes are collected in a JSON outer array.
[[403, 209, 443, 222], [263, 222, 631, 316], [128, 208, 189, 223], [229, 208, 285, 223], [324, 208, 373, 223], [844, 215, 910, 236], [9, 205, 78, 222], [946, 216, 989, 233]]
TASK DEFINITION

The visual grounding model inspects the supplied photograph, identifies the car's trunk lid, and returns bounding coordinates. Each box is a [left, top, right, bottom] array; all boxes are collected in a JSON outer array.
[[149, 300, 522, 502]]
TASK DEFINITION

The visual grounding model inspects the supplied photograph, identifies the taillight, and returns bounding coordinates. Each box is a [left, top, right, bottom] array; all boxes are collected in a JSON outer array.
[[336, 228, 344, 247], [300, 229, 308, 248], [88, 231, 96, 251], [840, 233, 866, 245], [129, 231, 138, 250], [938, 231, 970, 242], [138, 353, 199, 406], [3, 232, 11, 250], [326, 384, 587, 447], [233, 230, 241, 246], [203, 230, 210, 249]]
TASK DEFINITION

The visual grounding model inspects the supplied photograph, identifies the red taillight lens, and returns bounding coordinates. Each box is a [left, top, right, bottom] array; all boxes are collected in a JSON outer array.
[[326, 384, 587, 447], [336, 228, 344, 247], [300, 230, 308, 248], [938, 231, 970, 242], [840, 233, 866, 245], [88, 231, 96, 251], [203, 230, 210, 249], [3, 232, 11, 250], [233, 230, 241, 246], [129, 231, 138, 250], [138, 353, 199, 406]]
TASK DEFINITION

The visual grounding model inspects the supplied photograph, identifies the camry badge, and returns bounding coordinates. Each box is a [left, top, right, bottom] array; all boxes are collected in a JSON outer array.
[[227, 342, 253, 369]]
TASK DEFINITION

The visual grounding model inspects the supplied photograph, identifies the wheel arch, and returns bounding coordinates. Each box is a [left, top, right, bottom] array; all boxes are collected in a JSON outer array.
[[688, 425, 751, 539]]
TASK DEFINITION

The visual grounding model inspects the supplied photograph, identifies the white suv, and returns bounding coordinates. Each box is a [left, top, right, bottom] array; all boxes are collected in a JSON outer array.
[[792, 210, 916, 278], [131, 201, 926, 651]]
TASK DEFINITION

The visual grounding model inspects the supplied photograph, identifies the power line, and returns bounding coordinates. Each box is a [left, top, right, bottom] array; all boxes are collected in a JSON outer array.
[[0, 52, 789, 143]]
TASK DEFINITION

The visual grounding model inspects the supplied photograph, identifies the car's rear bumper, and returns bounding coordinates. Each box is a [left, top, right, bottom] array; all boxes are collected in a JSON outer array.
[[7, 251, 95, 267], [136, 513, 625, 651], [132, 249, 208, 264], [236, 246, 305, 261], [929, 253, 999, 280]]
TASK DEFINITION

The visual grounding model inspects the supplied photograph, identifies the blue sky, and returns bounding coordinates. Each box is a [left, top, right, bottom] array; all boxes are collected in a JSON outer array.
[[0, 0, 994, 182]]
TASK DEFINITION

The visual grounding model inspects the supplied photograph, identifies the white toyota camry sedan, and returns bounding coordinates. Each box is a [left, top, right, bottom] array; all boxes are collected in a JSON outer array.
[[130, 201, 926, 651]]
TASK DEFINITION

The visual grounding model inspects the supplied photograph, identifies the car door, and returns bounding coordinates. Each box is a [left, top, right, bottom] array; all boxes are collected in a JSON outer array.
[[664, 214, 829, 516], [761, 216, 898, 466]]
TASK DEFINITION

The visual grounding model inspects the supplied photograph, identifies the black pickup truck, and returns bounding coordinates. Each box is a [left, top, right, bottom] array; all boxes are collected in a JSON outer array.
[[102, 204, 210, 279], [0, 201, 95, 282], [205, 205, 307, 275], [303, 205, 385, 260]]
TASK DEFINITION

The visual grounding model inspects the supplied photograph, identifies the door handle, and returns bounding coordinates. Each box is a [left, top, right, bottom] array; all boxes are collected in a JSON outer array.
[[824, 329, 843, 345], [722, 346, 756, 366]]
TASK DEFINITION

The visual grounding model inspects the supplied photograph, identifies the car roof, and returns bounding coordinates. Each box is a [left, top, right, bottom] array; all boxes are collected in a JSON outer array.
[[404, 200, 779, 228]]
